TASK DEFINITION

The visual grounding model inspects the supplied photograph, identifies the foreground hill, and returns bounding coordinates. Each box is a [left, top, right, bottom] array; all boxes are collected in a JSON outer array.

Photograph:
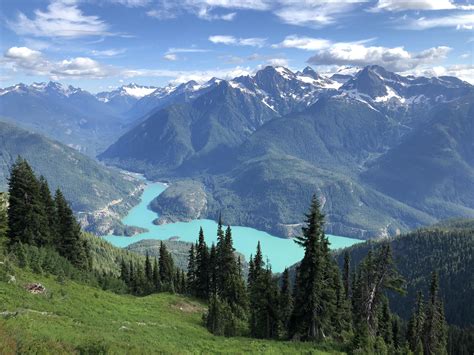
[[0, 120, 138, 214], [0, 267, 337, 354]]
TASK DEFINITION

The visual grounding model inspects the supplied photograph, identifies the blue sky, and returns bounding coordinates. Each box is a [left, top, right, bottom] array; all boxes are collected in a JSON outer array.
[[1, 0, 473, 92]]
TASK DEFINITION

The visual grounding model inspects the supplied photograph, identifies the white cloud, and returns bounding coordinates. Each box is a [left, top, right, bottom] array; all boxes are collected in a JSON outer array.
[[307, 43, 451, 71], [402, 64, 474, 84], [163, 53, 178, 61], [166, 47, 210, 53], [274, 35, 331, 51], [8, 0, 110, 38], [371, 0, 456, 12], [209, 35, 266, 47], [107, 0, 151, 7], [274, 0, 369, 27], [5, 47, 42, 61], [266, 57, 289, 67], [404, 13, 474, 30], [371, 0, 474, 12], [90, 48, 126, 57], [3, 46, 113, 79]]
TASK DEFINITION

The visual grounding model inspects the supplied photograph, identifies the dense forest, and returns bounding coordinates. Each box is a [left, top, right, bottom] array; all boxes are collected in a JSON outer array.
[[0, 158, 472, 354]]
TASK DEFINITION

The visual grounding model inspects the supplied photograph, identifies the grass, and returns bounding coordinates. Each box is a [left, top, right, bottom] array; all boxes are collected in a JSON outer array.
[[0, 267, 341, 354]]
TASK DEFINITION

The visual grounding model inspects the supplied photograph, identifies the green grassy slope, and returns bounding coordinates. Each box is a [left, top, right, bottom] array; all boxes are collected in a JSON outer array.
[[0, 267, 339, 354]]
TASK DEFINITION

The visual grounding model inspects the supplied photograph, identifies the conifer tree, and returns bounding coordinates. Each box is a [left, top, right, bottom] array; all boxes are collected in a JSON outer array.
[[218, 226, 247, 315], [208, 243, 218, 296], [55, 189, 88, 269], [289, 195, 339, 340], [120, 257, 130, 287], [343, 251, 350, 299], [407, 291, 425, 353], [195, 227, 209, 299], [423, 272, 447, 355], [7, 157, 50, 247], [38, 176, 57, 245], [248, 243, 280, 339], [187, 244, 196, 295], [145, 251, 153, 293], [279, 268, 293, 337], [152, 257, 161, 292], [159, 242, 175, 291]]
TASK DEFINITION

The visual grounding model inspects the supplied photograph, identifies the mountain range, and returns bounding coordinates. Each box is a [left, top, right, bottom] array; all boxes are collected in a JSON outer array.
[[1, 64, 473, 239]]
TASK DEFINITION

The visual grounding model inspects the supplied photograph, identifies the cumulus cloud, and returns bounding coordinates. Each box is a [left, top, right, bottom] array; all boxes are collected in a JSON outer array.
[[307, 43, 451, 72], [3, 46, 113, 79], [274, 35, 332, 51], [8, 0, 110, 38], [209, 35, 266, 47]]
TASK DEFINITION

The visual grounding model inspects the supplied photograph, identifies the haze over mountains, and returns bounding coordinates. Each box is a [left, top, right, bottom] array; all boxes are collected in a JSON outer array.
[[1, 64, 473, 239]]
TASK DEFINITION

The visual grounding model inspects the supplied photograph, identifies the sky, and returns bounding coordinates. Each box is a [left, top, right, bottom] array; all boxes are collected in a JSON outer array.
[[0, 0, 473, 92]]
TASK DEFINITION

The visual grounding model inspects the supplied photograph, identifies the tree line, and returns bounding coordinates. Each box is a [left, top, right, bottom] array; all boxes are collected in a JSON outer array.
[[184, 197, 450, 354]]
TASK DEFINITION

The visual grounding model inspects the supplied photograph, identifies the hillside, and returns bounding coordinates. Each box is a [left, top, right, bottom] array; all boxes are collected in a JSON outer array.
[[0, 120, 138, 213], [334, 221, 474, 327], [0, 266, 338, 354]]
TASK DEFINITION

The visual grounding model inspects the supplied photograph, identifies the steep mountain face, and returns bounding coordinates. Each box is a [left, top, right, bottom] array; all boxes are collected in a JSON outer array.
[[100, 80, 278, 177], [362, 94, 474, 219], [0, 82, 125, 155], [125, 79, 219, 123], [0, 120, 137, 213]]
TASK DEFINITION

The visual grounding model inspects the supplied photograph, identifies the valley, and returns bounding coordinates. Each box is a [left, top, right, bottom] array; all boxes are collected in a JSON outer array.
[[102, 179, 362, 272]]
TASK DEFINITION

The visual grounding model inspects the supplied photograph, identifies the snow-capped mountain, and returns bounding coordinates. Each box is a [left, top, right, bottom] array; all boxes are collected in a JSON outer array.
[[339, 65, 472, 109], [96, 83, 158, 114]]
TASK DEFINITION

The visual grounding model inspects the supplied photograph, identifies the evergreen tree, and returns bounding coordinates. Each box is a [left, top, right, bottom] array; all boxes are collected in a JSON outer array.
[[55, 189, 88, 269], [195, 227, 210, 299], [407, 291, 425, 353], [343, 251, 350, 300], [423, 272, 448, 355], [7, 157, 50, 247], [279, 268, 293, 337], [218, 226, 247, 315], [120, 257, 130, 287], [159, 242, 175, 291], [208, 243, 218, 296], [152, 257, 161, 292], [187, 244, 196, 295], [38, 176, 57, 245], [289, 195, 339, 340], [248, 243, 280, 339], [145, 252, 153, 293]]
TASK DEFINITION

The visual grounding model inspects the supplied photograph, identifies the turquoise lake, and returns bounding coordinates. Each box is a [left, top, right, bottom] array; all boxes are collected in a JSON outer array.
[[103, 182, 363, 272]]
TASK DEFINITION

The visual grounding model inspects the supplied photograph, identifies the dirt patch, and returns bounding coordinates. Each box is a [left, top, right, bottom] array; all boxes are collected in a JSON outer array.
[[25, 283, 46, 294], [171, 300, 205, 313]]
